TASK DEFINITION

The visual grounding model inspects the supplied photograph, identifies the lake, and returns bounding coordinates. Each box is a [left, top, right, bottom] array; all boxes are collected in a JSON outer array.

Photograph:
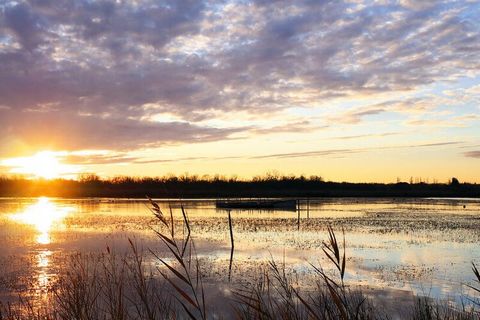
[[0, 197, 479, 316]]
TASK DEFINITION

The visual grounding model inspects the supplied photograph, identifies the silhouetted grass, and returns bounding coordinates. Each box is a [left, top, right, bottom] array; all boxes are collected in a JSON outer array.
[[412, 297, 478, 320], [146, 197, 206, 320], [233, 225, 378, 320]]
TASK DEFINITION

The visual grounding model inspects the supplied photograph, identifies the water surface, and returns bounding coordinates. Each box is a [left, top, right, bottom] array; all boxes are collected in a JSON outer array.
[[1, 197, 479, 308]]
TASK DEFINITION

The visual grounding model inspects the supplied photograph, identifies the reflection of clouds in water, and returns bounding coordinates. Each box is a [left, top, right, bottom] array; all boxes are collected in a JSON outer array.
[[399, 249, 424, 266], [9, 197, 74, 244], [399, 244, 473, 266]]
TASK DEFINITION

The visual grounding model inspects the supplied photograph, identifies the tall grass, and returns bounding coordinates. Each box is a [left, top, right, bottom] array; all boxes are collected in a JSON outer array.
[[1, 198, 480, 319], [0, 249, 173, 320], [233, 225, 378, 320], [146, 197, 206, 320], [412, 297, 479, 320]]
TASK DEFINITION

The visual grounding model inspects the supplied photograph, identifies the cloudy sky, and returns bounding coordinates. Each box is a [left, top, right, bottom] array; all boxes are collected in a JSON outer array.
[[0, 0, 479, 182]]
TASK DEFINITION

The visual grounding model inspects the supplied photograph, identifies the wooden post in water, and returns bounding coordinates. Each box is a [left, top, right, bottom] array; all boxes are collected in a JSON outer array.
[[228, 210, 234, 281], [307, 198, 310, 219], [297, 199, 300, 230]]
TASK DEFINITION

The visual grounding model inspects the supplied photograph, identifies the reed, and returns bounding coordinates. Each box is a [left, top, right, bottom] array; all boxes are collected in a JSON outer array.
[[228, 209, 235, 281], [412, 297, 479, 320], [125, 239, 173, 320], [232, 224, 377, 320], [470, 263, 480, 295], [53, 253, 102, 320], [147, 197, 207, 320], [99, 248, 127, 320]]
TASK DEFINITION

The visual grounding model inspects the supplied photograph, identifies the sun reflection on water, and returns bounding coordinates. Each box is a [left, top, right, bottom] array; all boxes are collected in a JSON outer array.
[[8, 198, 74, 296], [37, 250, 52, 290], [10, 197, 74, 244]]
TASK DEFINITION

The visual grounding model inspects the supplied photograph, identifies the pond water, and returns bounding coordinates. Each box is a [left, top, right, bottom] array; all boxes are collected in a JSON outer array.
[[0, 197, 479, 312]]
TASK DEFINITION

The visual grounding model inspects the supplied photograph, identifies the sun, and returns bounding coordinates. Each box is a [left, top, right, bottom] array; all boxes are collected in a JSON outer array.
[[27, 152, 61, 179], [1, 151, 75, 179]]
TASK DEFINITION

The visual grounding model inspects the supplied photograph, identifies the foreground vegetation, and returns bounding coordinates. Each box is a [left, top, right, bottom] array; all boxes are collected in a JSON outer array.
[[1, 199, 479, 319], [0, 174, 479, 198]]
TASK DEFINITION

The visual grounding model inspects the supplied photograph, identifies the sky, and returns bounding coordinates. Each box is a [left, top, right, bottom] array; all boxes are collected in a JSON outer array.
[[0, 0, 479, 182]]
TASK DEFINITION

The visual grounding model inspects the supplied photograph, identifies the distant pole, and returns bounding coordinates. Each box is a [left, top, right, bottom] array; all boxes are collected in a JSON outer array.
[[307, 198, 310, 219], [297, 200, 300, 230], [228, 210, 234, 281]]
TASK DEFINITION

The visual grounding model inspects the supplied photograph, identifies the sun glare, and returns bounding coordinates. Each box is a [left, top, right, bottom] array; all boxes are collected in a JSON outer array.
[[9, 197, 74, 244], [1, 151, 75, 179]]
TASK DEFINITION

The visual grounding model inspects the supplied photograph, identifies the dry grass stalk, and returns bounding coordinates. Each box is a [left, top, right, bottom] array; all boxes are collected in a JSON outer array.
[[53, 254, 102, 320], [471, 263, 480, 294], [147, 197, 207, 320]]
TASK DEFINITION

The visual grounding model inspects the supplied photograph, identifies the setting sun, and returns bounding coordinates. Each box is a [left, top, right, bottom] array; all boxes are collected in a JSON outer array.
[[1, 151, 76, 179]]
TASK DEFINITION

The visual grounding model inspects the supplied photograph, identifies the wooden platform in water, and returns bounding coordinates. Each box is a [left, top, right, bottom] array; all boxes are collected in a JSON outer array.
[[216, 199, 297, 210]]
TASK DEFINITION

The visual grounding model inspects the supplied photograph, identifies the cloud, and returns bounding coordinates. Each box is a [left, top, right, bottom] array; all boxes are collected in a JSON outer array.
[[0, 0, 479, 154], [251, 148, 360, 160], [332, 132, 400, 140], [3, 3, 46, 50], [464, 151, 480, 158], [409, 141, 462, 148], [327, 94, 478, 125], [250, 121, 328, 135], [63, 153, 139, 165], [133, 156, 210, 164], [250, 141, 464, 160], [398, 0, 437, 10], [0, 109, 241, 153], [406, 113, 480, 127], [328, 107, 386, 124], [405, 119, 458, 127]]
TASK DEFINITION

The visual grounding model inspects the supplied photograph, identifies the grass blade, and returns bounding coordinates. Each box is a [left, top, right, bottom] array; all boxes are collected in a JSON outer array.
[[157, 258, 190, 285]]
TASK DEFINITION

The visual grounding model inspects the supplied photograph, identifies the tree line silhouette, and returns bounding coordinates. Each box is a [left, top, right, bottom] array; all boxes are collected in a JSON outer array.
[[0, 174, 478, 198]]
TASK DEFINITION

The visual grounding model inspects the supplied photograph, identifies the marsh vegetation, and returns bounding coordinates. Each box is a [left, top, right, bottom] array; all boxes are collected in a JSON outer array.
[[0, 197, 479, 319]]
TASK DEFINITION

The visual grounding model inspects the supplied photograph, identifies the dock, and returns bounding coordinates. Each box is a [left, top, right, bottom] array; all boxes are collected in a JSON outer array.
[[216, 199, 297, 210]]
